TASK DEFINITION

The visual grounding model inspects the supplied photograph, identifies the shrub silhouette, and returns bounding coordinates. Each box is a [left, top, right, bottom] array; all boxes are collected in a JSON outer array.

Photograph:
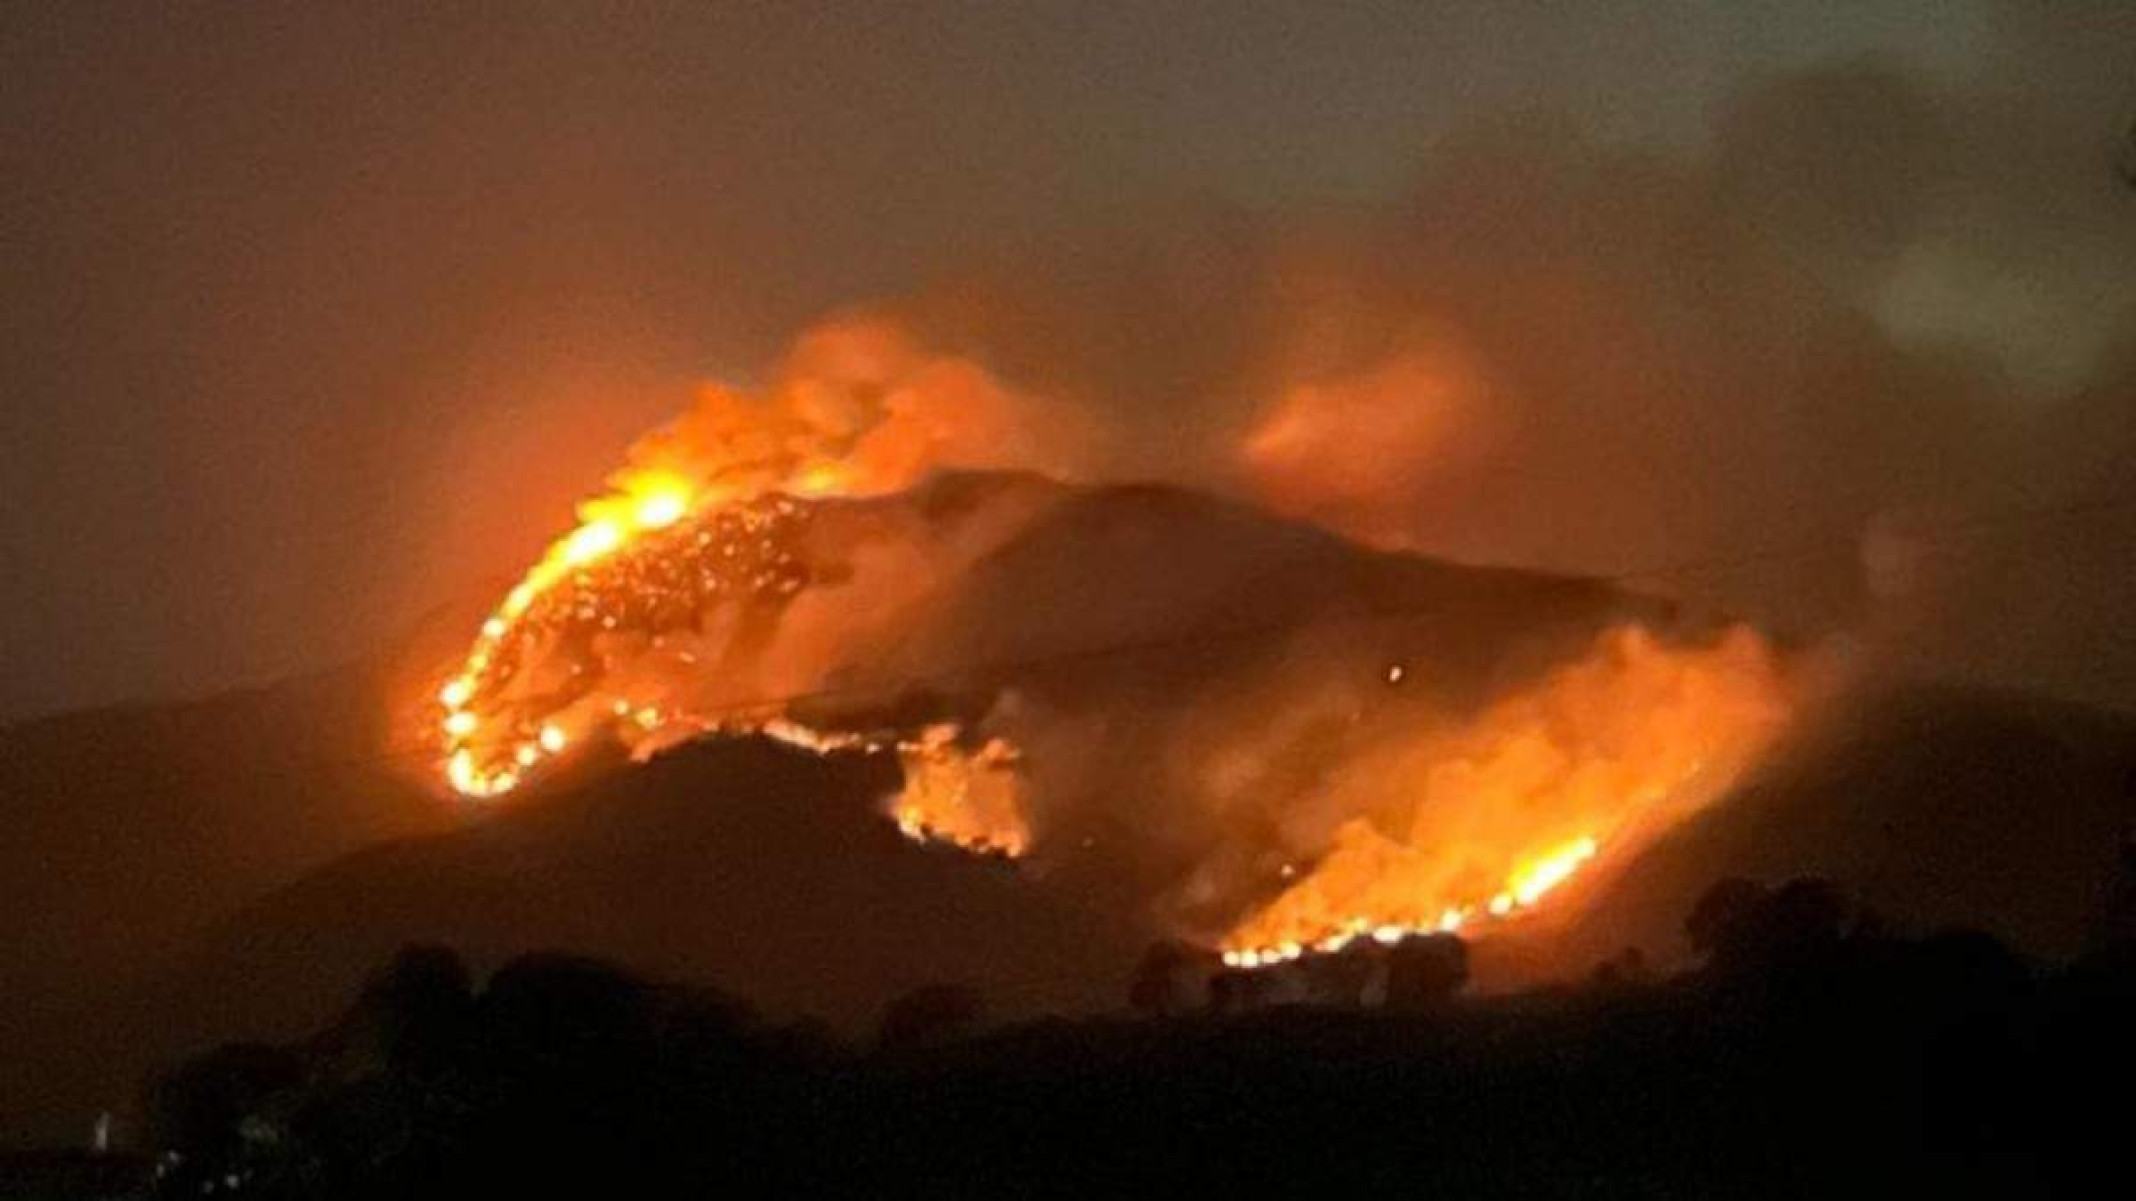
[[876, 983, 984, 1050], [132, 875, 2136, 1197], [1688, 876, 1850, 972], [1127, 940, 1204, 1015], [1384, 933, 1468, 1007]]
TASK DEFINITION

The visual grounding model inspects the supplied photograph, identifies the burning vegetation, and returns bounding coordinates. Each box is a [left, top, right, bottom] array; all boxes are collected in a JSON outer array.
[[431, 316, 1080, 798], [1217, 623, 1788, 964], [890, 725, 1030, 857], [427, 318, 1797, 969]]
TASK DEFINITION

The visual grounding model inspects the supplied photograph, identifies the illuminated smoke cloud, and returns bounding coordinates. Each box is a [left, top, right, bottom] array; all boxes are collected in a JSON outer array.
[[426, 334, 1797, 962], [432, 316, 1089, 797]]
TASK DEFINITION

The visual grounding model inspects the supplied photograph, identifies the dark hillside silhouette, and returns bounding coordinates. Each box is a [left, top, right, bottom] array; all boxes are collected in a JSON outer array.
[[10, 677, 2131, 1153], [1524, 685, 2136, 983], [115, 878, 2136, 1198], [0, 663, 459, 1147]]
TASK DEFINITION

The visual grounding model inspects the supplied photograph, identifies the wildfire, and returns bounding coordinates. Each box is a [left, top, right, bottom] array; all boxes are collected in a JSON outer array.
[[889, 725, 1032, 857], [424, 316, 1794, 974], [1220, 837, 1601, 968], [429, 317, 1073, 800], [1217, 624, 1789, 966], [434, 471, 720, 798], [1501, 835, 1599, 910]]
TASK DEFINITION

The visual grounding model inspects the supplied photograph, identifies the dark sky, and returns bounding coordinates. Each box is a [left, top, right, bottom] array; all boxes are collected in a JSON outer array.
[[2, 1, 2129, 719]]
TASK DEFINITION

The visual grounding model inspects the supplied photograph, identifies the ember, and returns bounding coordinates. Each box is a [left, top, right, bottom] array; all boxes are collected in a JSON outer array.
[[429, 320, 1793, 967]]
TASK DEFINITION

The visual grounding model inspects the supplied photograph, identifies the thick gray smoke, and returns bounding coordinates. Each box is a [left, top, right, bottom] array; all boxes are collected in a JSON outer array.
[[859, 18, 2136, 705], [4, 3, 2132, 717]]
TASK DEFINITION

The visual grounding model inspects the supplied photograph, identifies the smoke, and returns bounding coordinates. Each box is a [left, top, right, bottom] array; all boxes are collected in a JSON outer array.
[[401, 6, 2136, 961], [844, 30, 2136, 702], [426, 320, 1093, 796], [615, 317, 1097, 503], [6, 5, 2131, 720], [431, 401, 1798, 956], [435, 9, 2135, 939]]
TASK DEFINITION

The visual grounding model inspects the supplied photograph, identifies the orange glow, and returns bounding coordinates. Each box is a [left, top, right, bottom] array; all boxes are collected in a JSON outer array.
[[1507, 835, 1598, 908], [424, 315, 1791, 974], [1240, 343, 1489, 547], [1219, 625, 1789, 965], [791, 463, 847, 497], [561, 520, 623, 567], [887, 725, 1031, 857], [428, 317, 1079, 801], [633, 490, 690, 530]]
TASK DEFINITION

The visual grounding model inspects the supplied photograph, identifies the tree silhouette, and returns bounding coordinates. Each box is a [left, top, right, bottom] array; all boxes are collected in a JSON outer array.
[[143, 1041, 305, 1194], [877, 983, 984, 1049], [1685, 876, 1770, 961], [475, 953, 659, 1073], [1206, 966, 1273, 1013], [1688, 877, 1851, 973], [1588, 945, 1649, 990], [347, 943, 473, 1077], [1384, 933, 1468, 1007], [129, 925, 2118, 1196], [1127, 940, 1204, 1016], [1299, 944, 1381, 1006]]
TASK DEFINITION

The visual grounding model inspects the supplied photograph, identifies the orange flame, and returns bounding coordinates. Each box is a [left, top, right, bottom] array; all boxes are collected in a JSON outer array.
[[1218, 624, 1789, 964], [424, 316, 1791, 975], [889, 725, 1032, 857], [430, 318, 1078, 799]]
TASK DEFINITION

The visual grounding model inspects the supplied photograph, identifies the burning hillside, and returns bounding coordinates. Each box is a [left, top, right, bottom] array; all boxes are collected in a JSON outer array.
[[431, 317, 1088, 798], [426, 320, 1796, 965]]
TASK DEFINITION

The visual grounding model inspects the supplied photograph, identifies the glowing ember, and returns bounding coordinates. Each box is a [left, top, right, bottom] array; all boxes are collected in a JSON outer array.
[[1218, 625, 1788, 966], [634, 489, 690, 530], [1218, 836, 1602, 966], [888, 725, 1031, 857], [1506, 835, 1598, 908], [425, 315, 1793, 972], [428, 317, 1067, 800]]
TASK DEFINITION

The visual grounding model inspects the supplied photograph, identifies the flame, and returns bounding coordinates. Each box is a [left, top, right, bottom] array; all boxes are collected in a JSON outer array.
[[431, 474, 723, 798], [1218, 624, 1788, 965], [888, 725, 1032, 857], [1220, 837, 1596, 968], [430, 317, 1082, 799], [1503, 835, 1598, 909], [424, 316, 1792, 973], [1240, 341, 1491, 549]]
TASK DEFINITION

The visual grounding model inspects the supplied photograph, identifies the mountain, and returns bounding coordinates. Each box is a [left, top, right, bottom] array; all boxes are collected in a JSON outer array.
[[0, 661, 465, 1146], [154, 736, 1136, 1039], [6, 473, 2132, 1147], [123, 683, 2135, 1121], [1521, 684, 2136, 979]]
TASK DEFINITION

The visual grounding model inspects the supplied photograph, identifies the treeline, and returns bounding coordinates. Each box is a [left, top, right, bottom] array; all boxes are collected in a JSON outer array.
[[134, 877, 2136, 1198]]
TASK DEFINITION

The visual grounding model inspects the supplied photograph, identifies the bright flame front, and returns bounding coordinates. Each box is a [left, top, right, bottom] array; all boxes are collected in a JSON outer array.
[[1217, 625, 1788, 965], [424, 318, 1794, 973]]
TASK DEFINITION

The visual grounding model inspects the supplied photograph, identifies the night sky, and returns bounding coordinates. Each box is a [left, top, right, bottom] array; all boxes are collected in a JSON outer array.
[[3, 1, 2130, 720]]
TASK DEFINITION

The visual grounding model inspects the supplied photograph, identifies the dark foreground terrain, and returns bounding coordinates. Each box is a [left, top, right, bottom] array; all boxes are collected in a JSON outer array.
[[5, 486, 2130, 1148], [25, 874, 2135, 1199]]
